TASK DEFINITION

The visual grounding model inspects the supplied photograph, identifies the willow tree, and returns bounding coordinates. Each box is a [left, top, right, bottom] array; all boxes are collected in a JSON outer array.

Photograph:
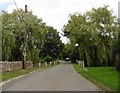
[[63, 6, 118, 66], [86, 5, 118, 66], [112, 19, 120, 71], [2, 12, 16, 61], [2, 9, 48, 62], [112, 38, 120, 71], [0, 14, 2, 61], [63, 13, 99, 66]]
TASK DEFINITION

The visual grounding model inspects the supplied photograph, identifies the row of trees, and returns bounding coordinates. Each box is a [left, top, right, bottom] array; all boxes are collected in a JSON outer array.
[[1, 6, 120, 70], [2, 9, 63, 66], [63, 6, 119, 67]]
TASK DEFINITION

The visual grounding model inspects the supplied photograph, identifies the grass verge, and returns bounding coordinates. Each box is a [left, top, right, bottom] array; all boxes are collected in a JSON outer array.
[[73, 64, 118, 91], [1, 64, 58, 82]]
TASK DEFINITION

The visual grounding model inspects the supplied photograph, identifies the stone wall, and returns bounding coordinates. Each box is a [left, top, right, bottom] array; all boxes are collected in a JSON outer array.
[[0, 61, 33, 73]]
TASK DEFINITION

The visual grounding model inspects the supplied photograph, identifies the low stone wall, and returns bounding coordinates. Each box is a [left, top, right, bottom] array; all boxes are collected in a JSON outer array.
[[0, 61, 33, 73]]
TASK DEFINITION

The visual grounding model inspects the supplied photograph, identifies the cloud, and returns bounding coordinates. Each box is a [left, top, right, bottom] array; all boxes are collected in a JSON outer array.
[[0, 0, 13, 13]]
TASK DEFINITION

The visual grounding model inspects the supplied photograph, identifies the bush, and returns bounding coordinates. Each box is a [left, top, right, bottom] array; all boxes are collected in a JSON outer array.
[[56, 59, 59, 63], [39, 58, 44, 63], [45, 55, 53, 62], [31, 48, 40, 66]]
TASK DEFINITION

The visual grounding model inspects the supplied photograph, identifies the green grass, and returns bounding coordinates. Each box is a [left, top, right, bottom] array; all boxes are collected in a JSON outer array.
[[73, 64, 118, 91], [1, 64, 58, 82]]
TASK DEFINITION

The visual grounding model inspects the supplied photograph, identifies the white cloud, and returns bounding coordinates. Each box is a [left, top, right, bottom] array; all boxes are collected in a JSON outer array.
[[0, 0, 119, 43]]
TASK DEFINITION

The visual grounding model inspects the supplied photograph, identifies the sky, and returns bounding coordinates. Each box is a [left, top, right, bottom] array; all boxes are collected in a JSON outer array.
[[0, 0, 120, 43]]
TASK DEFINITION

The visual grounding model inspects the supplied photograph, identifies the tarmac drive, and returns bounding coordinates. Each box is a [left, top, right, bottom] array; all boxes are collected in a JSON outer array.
[[2, 62, 99, 91]]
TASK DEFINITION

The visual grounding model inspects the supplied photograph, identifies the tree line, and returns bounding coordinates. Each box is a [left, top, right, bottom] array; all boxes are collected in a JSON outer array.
[[1, 6, 120, 71], [2, 9, 63, 66], [63, 5, 119, 70]]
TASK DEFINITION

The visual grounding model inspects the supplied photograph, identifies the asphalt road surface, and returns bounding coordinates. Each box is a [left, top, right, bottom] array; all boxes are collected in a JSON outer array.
[[2, 62, 99, 91]]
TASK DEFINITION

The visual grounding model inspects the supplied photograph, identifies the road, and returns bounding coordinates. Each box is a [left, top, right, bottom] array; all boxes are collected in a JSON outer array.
[[2, 62, 99, 91]]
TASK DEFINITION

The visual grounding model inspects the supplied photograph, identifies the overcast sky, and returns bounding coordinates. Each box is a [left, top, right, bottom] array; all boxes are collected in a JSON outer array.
[[0, 0, 120, 43]]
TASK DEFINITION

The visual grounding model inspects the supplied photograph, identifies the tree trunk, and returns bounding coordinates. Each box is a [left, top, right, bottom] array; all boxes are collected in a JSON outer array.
[[115, 53, 120, 71]]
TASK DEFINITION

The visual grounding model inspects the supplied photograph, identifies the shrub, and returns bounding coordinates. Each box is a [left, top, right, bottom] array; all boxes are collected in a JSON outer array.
[[39, 58, 45, 63], [31, 48, 40, 66], [45, 55, 53, 62]]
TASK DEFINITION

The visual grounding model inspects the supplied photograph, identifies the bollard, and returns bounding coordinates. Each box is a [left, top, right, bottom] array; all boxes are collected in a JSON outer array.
[[78, 61, 80, 66], [81, 61, 83, 67], [80, 61, 82, 67], [77, 60, 79, 64], [39, 63, 41, 67], [45, 62, 47, 66], [50, 62, 52, 66], [54, 61, 56, 65], [82, 61, 85, 68]]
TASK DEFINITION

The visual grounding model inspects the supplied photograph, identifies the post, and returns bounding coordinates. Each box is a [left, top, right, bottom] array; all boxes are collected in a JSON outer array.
[[23, 5, 27, 69], [45, 62, 47, 66], [54, 61, 56, 65], [39, 63, 41, 67], [50, 62, 52, 66], [82, 61, 84, 68]]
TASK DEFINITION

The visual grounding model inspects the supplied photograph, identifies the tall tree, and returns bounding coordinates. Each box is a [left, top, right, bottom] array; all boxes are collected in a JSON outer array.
[[63, 6, 118, 67], [86, 5, 118, 66], [112, 38, 120, 71], [2, 9, 48, 62], [40, 26, 64, 59], [2, 11, 16, 61]]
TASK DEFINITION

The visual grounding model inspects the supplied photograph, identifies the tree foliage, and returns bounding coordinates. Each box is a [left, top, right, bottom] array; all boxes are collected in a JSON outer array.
[[112, 38, 120, 71], [40, 26, 64, 60], [2, 9, 47, 61], [2, 9, 63, 65], [63, 6, 118, 67]]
